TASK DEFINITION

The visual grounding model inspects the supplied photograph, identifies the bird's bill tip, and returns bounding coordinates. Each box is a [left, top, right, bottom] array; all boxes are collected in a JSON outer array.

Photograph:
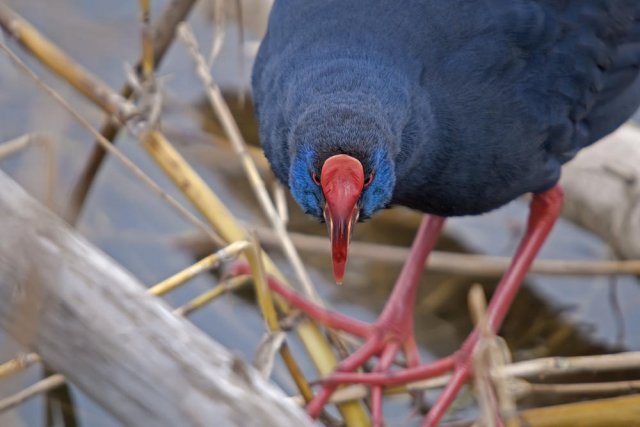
[[324, 202, 358, 285]]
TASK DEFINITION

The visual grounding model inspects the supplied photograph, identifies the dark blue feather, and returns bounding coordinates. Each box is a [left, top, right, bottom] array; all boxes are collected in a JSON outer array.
[[252, 0, 640, 217]]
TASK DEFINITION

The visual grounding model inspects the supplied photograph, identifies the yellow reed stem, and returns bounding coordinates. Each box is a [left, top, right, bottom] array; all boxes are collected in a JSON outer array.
[[149, 241, 250, 296], [139, 0, 154, 78], [246, 234, 315, 403], [174, 275, 251, 316], [0, 353, 41, 379]]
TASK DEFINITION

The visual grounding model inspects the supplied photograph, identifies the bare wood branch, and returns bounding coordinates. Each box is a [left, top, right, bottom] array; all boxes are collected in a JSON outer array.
[[0, 170, 311, 427], [561, 124, 640, 259]]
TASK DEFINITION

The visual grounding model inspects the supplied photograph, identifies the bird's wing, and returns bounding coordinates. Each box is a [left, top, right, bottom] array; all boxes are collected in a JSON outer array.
[[514, 0, 640, 161]]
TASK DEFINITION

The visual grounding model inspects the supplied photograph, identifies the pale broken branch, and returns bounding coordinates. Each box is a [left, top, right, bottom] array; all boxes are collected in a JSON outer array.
[[0, 169, 312, 426]]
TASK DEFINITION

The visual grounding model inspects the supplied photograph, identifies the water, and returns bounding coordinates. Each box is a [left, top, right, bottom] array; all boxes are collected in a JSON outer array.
[[0, 1, 639, 425]]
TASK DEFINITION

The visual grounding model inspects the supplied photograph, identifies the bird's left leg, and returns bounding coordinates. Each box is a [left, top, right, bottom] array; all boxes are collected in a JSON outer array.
[[324, 185, 564, 426]]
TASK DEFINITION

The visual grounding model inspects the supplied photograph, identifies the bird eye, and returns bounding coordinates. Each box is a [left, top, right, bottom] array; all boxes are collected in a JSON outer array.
[[364, 173, 374, 188], [312, 172, 321, 186]]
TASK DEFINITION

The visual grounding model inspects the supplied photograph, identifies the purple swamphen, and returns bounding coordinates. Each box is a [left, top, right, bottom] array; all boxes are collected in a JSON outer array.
[[250, 1, 640, 425]]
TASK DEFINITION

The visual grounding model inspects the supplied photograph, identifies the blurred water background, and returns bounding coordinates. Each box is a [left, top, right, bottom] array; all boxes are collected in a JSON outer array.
[[0, 1, 638, 426]]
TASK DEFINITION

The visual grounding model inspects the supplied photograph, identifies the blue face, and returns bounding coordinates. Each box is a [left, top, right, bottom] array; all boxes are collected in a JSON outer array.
[[289, 145, 396, 221]]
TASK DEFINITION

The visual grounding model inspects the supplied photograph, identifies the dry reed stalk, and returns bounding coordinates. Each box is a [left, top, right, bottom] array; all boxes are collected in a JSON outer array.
[[506, 394, 640, 427], [0, 353, 41, 379], [139, 0, 154, 78], [174, 25, 366, 419], [149, 241, 251, 296], [0, 31, 224, 247], [174, 275, 252, 316], [493, 351, 640, 379], [248, 235, 280, 331], [0, 4, 135, 121], [68, 0, 198, 224], [246, 234, 315, 402], [273, 181, 289, 224], [514, 378, 640, 396], [207, 0, 226, 67], [178, 23, 322, 304], [0, 374, 66, 413], [182, 226, 640, 276]]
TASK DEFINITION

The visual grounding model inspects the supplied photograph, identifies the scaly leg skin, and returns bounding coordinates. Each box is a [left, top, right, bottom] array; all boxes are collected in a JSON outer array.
[[322, 185, 564, 426], [231, 214, 447, 425], [231, 185, 562, 425]]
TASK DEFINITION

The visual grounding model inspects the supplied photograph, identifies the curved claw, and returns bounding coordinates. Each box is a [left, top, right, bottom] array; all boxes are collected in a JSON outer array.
[[307, 336, 384, 418]]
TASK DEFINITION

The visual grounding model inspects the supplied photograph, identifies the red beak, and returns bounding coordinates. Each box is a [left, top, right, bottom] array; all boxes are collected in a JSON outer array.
[[321, 154, 364, 284]]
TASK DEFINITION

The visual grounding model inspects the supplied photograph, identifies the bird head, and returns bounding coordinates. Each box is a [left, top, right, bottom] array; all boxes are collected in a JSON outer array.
[[290, 146, 395, 284]]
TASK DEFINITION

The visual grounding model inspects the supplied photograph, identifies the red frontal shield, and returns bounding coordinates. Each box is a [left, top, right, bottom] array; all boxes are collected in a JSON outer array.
[[321, 154, 364, 284]]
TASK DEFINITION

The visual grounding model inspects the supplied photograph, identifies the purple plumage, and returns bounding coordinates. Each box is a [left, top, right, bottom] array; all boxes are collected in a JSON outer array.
[[252, 0, 640, 217]]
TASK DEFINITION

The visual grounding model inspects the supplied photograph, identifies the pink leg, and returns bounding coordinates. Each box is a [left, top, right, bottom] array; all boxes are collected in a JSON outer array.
[[230, 185, 561, 424], [307, 214, 446, 419], [316, 185, 564, 424], [422, 185, 564, 426], [230, 214, 446, 420]]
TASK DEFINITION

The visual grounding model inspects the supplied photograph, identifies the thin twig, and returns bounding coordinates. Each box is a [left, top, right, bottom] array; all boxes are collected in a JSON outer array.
[[273, 181, 289, 225], [180, 226, 640, 277], [207, 0, 226, 68], [0, 374, 66, 413], [469, 285, 504, 427], [139, 0, 154, 78], [247, 234, 280, 331], [68, 0, 198, 224], [0, 353, 41, 379], [0, 36, 224, 247], [178, 23, 323, 304], [494, 352, 640, 379], [517, 379, 640, 396], [174, 275, 251, 316], [149, 240, 251, 296], [245, 234, 315, 402]]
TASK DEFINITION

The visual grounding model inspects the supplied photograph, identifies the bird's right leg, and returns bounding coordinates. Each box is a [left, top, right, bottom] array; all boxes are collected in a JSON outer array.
[[240, 215, 446, 424]]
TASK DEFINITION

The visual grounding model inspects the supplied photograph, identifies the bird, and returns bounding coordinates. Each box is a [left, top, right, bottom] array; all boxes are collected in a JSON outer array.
[[250, 1, 640, 425]]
